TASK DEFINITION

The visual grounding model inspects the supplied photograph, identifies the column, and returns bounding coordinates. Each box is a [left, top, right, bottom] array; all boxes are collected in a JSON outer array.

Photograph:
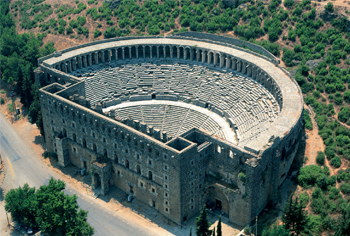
[[190, 48, 194, 61], [177, 47, 180, 59], [242, 62, 247, 74], [101, 51, 105, 63], [208, 52, 212, 64], [150, 46, 152, 59], [114, 48, 118, 61], [94, 52, 99, 65], [78, 56, 82, 69], [237, 60, 242, 72], [252, 66, 256, 80], [170, 47, 173, 59], [61, 62, 67, 73], [256, 70, 261, 83], [232, 58, 237, 70], [156, 46, 159, 59], [226, 56, 231, 69], [122, 47, 125, 60], [89, 54, 93, 66], [67, 60, 72, 73], [143, 46, 146, 59], [247, 64, 252, 77], [56, 64, 61, 71], [202, 51, 206, 63], [72, 58, 77, 71], [136, 47, 139, 59], [219, 54, 224, 68], [129, 47, 132, 59], [184, 48, 187, 60], [83, 56, 87, 67], [108, 50, 112, 62], [196, 49, 200, 62], [163, 46, 166, 59], [213, 53, 218, 66]]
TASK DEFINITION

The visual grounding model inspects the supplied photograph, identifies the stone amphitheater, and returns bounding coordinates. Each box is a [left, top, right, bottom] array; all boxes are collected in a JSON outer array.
[[35, 33, 303, 227]]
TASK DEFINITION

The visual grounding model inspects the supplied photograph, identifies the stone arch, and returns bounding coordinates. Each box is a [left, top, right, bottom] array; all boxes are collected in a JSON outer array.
[[137, 165, 141, 174], [131, 46, 137, 59], [117, 47, 123, 60], [93, 172, 101, 189], [184, 46, 190, 60], [83, 138, 86, 148], [103, 148, 107, 158], [179, 46, 184, 59], [208, 51, 214, 65], [148, 170, 153, 180], [281, 147, 286, 160], [145, 45, 151, 58], [104, 50, 109, 61], [158, 46, 164, 59], [204, 184, 230, 215], [165, 45, 171, 58], [151, 45, 157, 58]]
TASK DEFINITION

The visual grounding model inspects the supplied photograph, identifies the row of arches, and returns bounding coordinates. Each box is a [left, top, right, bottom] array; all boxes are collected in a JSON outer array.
[[50, 44, 282, 108]]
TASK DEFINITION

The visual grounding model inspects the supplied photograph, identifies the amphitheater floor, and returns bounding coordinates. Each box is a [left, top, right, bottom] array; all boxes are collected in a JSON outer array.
[[103, 100, 238, 145]]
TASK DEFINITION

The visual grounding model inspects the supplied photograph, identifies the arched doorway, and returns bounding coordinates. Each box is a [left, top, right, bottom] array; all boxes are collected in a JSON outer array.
[[93, 173, 101, 189]]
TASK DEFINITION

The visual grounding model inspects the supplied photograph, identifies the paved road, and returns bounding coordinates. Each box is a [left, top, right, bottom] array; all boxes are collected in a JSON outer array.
[[0, 112, 156, 236]]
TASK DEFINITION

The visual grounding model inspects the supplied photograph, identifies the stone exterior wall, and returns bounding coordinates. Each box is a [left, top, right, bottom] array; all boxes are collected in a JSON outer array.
[[37, 36, 303, 227]]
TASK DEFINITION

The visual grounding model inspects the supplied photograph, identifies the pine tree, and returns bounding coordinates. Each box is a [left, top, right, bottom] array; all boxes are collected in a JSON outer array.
[[282, 194, 308, 234], [196, 205, 211, 236], [189, 226, 192, 236], [217, 215, 222, 236]]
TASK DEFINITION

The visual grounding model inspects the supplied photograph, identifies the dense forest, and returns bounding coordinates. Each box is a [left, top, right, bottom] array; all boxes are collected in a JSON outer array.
[[1, 0, 350, 235], [1, 0, 55, 135]]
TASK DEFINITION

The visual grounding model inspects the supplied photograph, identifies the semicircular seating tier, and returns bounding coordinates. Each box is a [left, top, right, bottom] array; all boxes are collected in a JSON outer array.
[[41, 37, 303, 150], [69, 61, 279, 144]]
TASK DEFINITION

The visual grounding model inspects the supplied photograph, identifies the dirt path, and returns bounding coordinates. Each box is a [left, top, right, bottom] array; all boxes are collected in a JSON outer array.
[[304, 105, 325, 166]]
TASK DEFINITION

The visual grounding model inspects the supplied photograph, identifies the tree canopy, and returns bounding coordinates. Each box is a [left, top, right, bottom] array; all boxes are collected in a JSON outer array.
[[5, 178, 94, 236]]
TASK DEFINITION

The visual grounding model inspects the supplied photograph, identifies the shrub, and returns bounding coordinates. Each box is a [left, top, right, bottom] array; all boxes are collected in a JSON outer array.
[[330, 156, 341, 168], [340, 183, 350, 194], [299, 193, 309, 207], [244, 227, 252, 235], [94, 29, 101, 38], [103, 27, 117, 38], [316, 152, 325, 165], [238, 172, 246, 182], [298, 165, 327, 187], [0, 98, 4, 105]]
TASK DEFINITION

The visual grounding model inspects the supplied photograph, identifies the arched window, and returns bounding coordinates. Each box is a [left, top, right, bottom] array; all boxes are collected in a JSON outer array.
[[125, 159, 129, 169], [93, 143, 97, 152], [103, 148, 107, 158], [149, 171, 153, 181], [83, 138, 86, 148], [137, 165, 141, 174], [73, 133, 76, 142]]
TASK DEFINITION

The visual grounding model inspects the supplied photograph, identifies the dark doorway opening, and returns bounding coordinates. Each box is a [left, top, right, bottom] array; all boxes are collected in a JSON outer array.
[[83, 160, 87, 169], [152, 94, 156, 99], [129, 185, 134, 193], [216, 199, 222, 210]]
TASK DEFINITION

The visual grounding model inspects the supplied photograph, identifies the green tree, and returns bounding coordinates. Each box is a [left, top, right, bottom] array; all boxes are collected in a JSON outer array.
[[262, 223, 290, 236], [282, 194, 309, 234], [334, 203, 350, 236], [5, 178, 94, 235], [5, 183, 38, 227], [212, 226, 215, 236], [36, 178, 94, 236], [196, 205, 211, 236], [325, 2, 334, 12], [217, 215, 222, 236]]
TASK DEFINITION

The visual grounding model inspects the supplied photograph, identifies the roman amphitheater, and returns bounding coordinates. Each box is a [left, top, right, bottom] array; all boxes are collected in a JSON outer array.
[[35, 32, 303, 226]]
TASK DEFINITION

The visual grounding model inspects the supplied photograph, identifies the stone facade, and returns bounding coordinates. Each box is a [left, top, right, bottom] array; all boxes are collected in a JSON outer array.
[[36, 35, 303, 227]]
